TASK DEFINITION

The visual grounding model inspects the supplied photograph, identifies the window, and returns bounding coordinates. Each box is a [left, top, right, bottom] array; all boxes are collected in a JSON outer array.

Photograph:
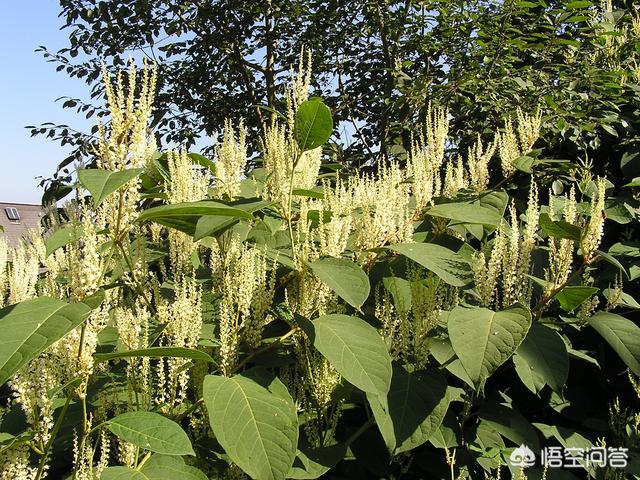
[[4, 207, 20, 221]]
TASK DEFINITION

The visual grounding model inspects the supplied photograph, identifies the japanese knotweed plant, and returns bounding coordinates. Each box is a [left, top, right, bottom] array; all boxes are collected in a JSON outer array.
[[1, 57, 639, 480]]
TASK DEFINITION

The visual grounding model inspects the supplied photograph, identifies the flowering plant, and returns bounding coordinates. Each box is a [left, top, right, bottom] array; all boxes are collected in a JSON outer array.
[[1, 55, 639, 480]]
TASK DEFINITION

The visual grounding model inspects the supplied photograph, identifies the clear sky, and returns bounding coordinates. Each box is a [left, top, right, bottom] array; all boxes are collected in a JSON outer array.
[[0, 1, 94, 204]]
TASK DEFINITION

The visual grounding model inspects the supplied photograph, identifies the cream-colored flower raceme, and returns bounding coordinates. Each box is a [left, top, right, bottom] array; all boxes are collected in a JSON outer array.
[[10, 354, 60, 448], [545, 186, 578, 297], [67, 212, 103, 302], [408, 103, 449, 211], [286, 46, 313, 127], [95, 61, 157, 236], [98, 60, 157, 171], [442, 156, 468, 197], [155, 275, 203, 408], [0, 444, 37, 480], [497, 108, 542, 177], [7, 241, 40, 305], [467, 134, 496, 192], [0, 236, 10, 307], [167, 148, 209, 204], [261, 122, 322, 212], [166, 148, 210, 274], [262, 49, 322, 216], [581, 176, 607, 263], [214, 119, 247, 200], [351, 162, 414, 251], [497, 116, 520, 177], [516, 182, 539, 303], [474, 184, 539, 309], [516, 107, 543, 154], [216, 237, 276, 375], [473, 222, 507, 308]]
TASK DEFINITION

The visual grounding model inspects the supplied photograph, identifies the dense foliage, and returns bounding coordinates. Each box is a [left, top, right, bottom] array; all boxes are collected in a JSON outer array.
[[32, 0, 640, 197], [3, 1, 640, 479]]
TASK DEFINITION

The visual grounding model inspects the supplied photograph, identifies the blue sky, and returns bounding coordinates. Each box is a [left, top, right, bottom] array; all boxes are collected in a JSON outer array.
[[0, 1, 94, 204]]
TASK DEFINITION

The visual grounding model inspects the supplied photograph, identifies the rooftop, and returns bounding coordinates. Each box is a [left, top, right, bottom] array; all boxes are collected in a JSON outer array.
[[0, 202, 44, 247]]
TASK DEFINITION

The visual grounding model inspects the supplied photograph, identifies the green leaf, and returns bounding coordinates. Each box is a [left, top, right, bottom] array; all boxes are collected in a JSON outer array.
[[100, 467, 149, 480], [554, 286, 599, 312], [107, 411, 195, 456], [534, 423, 593, 451], [187, 152, 216, 173], [389, 243, 473, 287], [44, 225, 83, 257], [513, 323, 569, 394], [429, 337, 474, 388], [368, 364, 449, 454], [203, 370, 298, 480], [425, 201, 503, 227], [300, 314, 392, 398], [539, 213, 581, 241], [141, 454, 208, 480], [477, 404, 541, 452], [78, 168, 143, 207], [513, 156, 535, 173], [307, 257, 370, 309], [596, 249, 629, 278], [94, 347, 216, 364], [448, 306, 532, 388], [292, 188, 324, 199], [193, 199, 271, 241], [588, 312, 640, 376], [0, 298, 92, 385], [294, 99, 333, 151], [136, 201, 254, 236], [382, 277, 412, 313], [288, 443, 347, 479]]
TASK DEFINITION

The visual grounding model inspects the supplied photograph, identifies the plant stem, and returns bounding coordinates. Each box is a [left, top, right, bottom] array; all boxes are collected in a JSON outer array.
[[287, 151, 303, 267], [136, 451, 152, 470], [34, 395, 72, 480], [346, 418, 374, 446]]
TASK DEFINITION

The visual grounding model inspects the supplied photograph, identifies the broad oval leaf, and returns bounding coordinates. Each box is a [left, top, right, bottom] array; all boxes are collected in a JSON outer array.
[[447, 306, 532, 388], [100, 467, 149, 480], [193, 199, 271, 241], [477, 404, 541, 452], [301, 314, 392, 398], [135, 201, 254, 236], [539, 213, 581, 241], [107, 411, 195, 456], [368, 364, 450, 454], [288, 443, 347, 479], [294, 100, 333, 151], [94, 347, 216, 364], [44, 224, 83, 257], [78, 168, 143, 207], [425, 201, 503, 227], [554, 285, 598, 312], [389, 243, 473, 287], [307, 257, 370, 309], [588, 311, 640, 376], [141, 454, 208, 480], [203, 370, 298, 480], [0, 298, 92, 385], [513, 323, 569, 394]]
